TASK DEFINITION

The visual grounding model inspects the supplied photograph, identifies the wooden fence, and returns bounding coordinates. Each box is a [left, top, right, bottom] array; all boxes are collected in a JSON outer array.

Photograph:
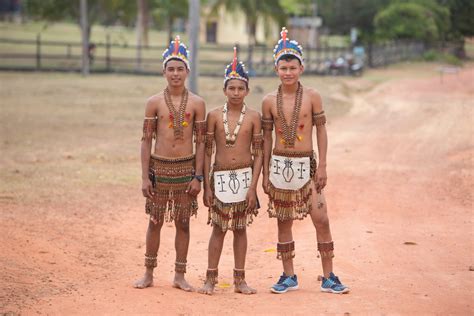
[[0, 35, 429, 76]]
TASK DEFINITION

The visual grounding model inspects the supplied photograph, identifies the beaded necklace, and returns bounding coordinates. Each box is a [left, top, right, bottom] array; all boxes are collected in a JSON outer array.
[[222, 102, 246, 147], [164, 87, 189, 140], [276, 82, 303, 148]]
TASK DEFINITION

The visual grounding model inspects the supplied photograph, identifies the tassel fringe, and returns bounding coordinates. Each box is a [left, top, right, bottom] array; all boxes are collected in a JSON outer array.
[[267, 180, 312, 221]]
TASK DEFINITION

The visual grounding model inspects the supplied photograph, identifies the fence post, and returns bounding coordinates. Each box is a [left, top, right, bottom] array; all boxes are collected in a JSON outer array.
[[106, 34, 111, 72], [67, 44, 71, 58], [36, 34, 41, 70], [136, 43, 142, 72], [261, 45, 266, 75]]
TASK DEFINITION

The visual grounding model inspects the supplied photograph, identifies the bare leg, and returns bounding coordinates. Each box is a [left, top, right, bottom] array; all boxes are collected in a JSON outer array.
[[198, 225, 226, 295], [134, 218, 164, 289], [233, 228, 256, 294], [277, 219, 295, 276], [173, 219, 194, 291], [309, 192, 333, 278]]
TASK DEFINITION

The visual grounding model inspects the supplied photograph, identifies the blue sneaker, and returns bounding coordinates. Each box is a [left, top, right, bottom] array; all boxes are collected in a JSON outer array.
[[321, 273, 349, 294], [271, 274, 299, 294]]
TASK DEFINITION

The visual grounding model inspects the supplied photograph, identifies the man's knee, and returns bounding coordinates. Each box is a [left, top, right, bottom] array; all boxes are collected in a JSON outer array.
[[232, 228, 246, 238], [313, 212, 330, 230], [175, 220, 190, 233], [148, 218, 164, 231]]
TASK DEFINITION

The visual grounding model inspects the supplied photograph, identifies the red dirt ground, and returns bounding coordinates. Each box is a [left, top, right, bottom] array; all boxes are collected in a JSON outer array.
[[1, 64, 473, 315]]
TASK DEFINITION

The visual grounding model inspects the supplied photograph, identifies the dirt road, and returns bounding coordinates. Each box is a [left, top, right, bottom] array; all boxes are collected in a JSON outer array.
[[1, 64, 472, 315]]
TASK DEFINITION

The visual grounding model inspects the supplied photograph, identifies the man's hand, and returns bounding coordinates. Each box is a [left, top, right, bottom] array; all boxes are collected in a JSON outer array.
[[262, 175, 270, 195], [315, 166, 327, 193], [142, 178, 154, 199], [203, 187, 213, 207], [245, 187, 257, 211], [186, 178, 201, 196]]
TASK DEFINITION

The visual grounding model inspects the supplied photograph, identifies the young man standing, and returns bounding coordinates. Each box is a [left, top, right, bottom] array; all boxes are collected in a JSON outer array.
[[134, 36, 206, 291], [198, 48, 262, 295], [262, 28, 349, 294]]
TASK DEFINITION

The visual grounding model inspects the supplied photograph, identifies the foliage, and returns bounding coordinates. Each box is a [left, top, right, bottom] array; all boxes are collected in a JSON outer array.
[[151, 0, 188, 41], [441, 0, 474, 39], [317, 0, 390, 42], [422, 49, 462, 65], [24, 0, 135, 26], [279, 0, 313, 17], [374, 2, 440, 41]]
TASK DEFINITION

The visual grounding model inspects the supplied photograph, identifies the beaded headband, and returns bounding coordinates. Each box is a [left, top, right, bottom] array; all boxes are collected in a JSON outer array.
[[162, 35, 190, 70], [273, 27, 304, 66], [224, 47, 249, 85]]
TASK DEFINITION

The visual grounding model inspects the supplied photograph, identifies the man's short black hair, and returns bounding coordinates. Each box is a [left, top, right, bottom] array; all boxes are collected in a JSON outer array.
[[277, 54, 302, 65], [164, 57, 188, 70], [224, 76, 249, 89]]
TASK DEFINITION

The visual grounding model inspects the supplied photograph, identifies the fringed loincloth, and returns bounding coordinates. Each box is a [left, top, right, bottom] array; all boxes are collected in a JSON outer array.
[[145, 154, 198, 223], [267, 149, 316, 221], [209, 161, 258, 232]]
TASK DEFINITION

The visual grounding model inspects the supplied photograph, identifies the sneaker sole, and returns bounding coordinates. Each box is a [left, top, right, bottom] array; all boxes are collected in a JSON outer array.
[[270, 284, 299, 294], [320, 287, 350, 294]]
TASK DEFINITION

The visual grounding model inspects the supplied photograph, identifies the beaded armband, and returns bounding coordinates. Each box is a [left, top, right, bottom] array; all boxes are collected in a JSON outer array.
[[312, 111, 326, 127], [251, 133, 263, 157], [205, 132, 215, 157], [261, 118, 274, 131], [141, 117, 157, 141], [194, 120, 207, 144]]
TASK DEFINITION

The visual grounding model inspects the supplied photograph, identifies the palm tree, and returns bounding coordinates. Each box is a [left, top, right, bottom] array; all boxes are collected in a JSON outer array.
[[152, 0, 189, 42], [207, 0, 286, 72]]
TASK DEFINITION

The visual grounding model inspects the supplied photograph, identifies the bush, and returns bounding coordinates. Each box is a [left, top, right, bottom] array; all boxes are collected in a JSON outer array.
[[422, 49, 462, 65]]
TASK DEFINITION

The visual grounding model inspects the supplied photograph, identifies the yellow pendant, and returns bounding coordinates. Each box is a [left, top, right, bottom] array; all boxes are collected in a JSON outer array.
[[182, 121, 189, 127], [168, 122, 173, 128], [280, 138, 286, 144], [297, 135, 303, 141]]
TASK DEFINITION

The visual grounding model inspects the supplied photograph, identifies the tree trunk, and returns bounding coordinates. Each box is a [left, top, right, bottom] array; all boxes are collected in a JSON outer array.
[[247, 20, 257, 75], [167, 16, 173, 43], [137, 0, 149, 47]]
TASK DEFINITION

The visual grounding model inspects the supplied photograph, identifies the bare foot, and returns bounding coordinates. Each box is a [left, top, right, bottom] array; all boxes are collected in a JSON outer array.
[[133, 272, 153, 289], [172, 274, 194, 292], [197, 280, 215, 295], [234, 280, 257, 295]]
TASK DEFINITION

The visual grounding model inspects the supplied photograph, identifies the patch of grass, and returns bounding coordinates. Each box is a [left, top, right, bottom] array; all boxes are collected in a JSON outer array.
[[422, 49, 463, 66]]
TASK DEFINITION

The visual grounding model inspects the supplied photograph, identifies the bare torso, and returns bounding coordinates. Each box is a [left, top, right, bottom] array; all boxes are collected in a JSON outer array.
[[210, 106, 260, 166], [147, 91, 204, 157], [267, 86, 318, 152]]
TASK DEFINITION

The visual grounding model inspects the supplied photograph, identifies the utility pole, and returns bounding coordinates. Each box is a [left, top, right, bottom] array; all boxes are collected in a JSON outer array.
[[80, 0, 89, 76], [188, 0, 200, 94]]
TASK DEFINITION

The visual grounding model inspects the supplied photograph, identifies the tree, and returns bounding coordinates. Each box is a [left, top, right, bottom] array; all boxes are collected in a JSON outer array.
[[279, 0, 313, 17], [25, 0, 135, 42], [317, 0, 390, 42], [374, 1, 450, 42], [136, 0, 149, 47], [151, 0, 188, 42], [442, 0, 474, 38]]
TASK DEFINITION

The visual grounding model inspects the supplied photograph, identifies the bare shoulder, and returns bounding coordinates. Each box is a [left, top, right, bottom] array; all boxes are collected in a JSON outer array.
[[246, 107, 262, 120], [304, 86, 323, 112], [146, 92, 163, 106], [262, 90, 278, 103], [143, 92, 163, 116], [188, 91, 206, 107], [207, 106, 223, 119], [262, 90, 277, 113]]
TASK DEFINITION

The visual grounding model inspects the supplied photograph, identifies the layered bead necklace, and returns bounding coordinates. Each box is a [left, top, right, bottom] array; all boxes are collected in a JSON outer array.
[[276, 82, 303, 148], [164, 87, 189, 140], [222, 102, 246, 147]]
